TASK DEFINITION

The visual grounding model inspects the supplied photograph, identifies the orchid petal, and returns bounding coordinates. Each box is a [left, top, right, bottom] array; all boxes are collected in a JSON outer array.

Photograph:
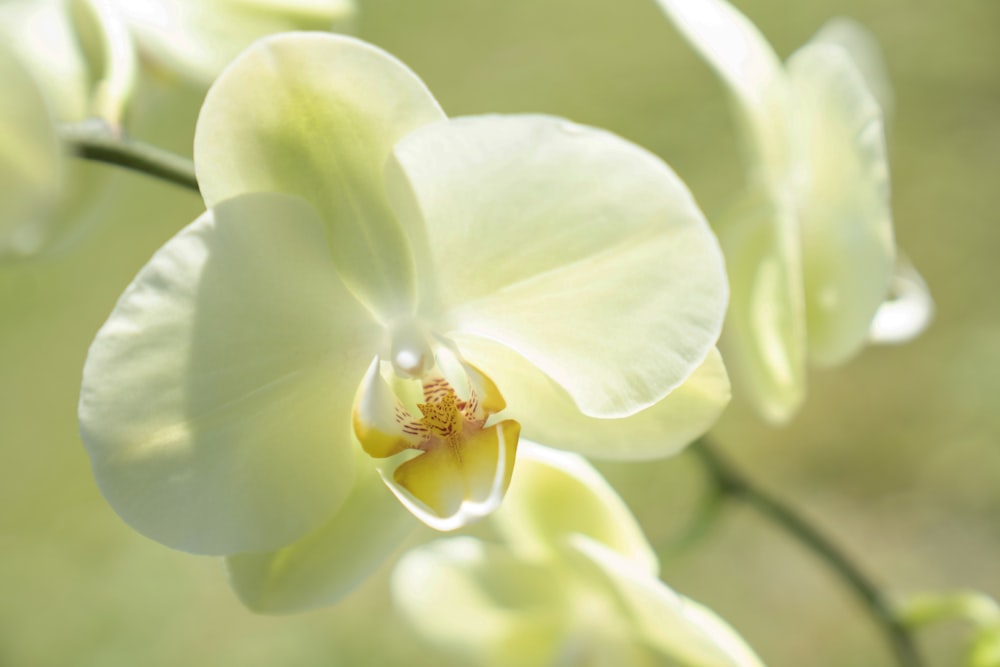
[[788, 43, 895, 366], [113, 0, 356, 84], [810, 18, 894, 119], [226, 453, 415, 614], [654, 0, 790, 179], [0, 0, 89, 121], [392, 537, 574, 667], [491, 443, 659, 574], [0, 45, 62, 259], [195, 33, 445, 317], [79, 193, 380, 555], [715, 191, 806, 423], [388, 114, 727, 419], [570, 536, 765, 667], [454, 335, 730, 460]]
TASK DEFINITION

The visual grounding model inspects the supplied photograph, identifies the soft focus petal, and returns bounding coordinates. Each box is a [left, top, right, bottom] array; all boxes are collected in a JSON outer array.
[[0, 0, 90, 121], [389, 114, 727, 418], [716, 192, 806, 423], [226, 452, 416, 614], [79, 193, 380, 555], [570, 536, 766, 667], [788, 43, 895, 366], [810, 18, 894, 119], [490, 443, 659, 574], [869, 256, 934, 345], [68, 0, 138, 127], [195, 33, 445, 317], [654, 0, 790, 178], [113, 0, 356, 84], [0, 45, 62, 258], [455, 335, 730, 460], [392, 537, 574, 667]]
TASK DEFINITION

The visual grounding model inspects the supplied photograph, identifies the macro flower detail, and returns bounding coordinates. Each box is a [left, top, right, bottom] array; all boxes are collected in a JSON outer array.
[[656, 0, 931, 422], [353, 351, 520, 527], [79, 33, 730, 610]]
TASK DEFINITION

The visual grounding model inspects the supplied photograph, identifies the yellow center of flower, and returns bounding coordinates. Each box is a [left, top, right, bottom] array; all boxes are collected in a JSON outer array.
[[352, 358, 520, 526]]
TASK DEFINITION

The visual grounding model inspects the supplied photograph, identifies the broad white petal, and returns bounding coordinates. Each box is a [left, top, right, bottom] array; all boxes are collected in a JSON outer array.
[[716, 191, 806, 423], [788, 43, 895, 366], [456, 335, 730, 460], [392, 537, 573, 667], [869, 256, 933, 345], [79, 193, 380, 555], [490, 443, 659, 574], [226, 453, 415, 613], [195, 33, 445, 317], [654, 0, 791, 179], [389, 114, 727, 419], [0, 44, 62, 259], [570, 536, 766, 667], [113, 0, 356, 84]]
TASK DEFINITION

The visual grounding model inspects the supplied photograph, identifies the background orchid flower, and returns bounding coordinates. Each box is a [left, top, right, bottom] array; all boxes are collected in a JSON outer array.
[[0, 0, 136, 259], [655, 0, 932, 422], [109, 0, 357, 86], [393, 444, 765, 667], [79, 33, 731, 609]]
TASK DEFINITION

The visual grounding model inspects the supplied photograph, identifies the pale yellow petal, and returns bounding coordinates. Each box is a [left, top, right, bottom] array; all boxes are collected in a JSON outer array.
[[389, 114, 727, 418], [79, 193, 379, 555], [195, 33, 445, 317], [788, 43, 895, 366]]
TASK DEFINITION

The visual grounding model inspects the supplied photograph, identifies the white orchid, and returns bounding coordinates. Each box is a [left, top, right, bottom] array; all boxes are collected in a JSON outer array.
[[656, 0, 932, 422], [394, 445, 765, 667], [79, 33, 731, 609]]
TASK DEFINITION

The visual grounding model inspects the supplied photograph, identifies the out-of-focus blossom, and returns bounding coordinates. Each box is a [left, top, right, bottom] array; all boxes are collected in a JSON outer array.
[[110, 0, 357, 85], [0, 0, 135, 258], [79, 33, 731, 611], [656, 0, 931, 422], [393, 444, 765, 667]]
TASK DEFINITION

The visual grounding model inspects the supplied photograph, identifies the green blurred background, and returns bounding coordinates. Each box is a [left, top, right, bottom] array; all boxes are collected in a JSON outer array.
[[1, 0, 997, 664]]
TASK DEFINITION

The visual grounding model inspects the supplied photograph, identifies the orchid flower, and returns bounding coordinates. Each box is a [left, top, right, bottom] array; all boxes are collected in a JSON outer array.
[[656, 0, 932, 422], [393, 444, 765, 667], [109, 0, 357, 85], [79, 33, 731, 609], [0, 0, 135, 258]]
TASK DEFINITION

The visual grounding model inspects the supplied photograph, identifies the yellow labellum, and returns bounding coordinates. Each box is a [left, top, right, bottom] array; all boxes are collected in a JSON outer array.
[[353, 356, 520, 527]]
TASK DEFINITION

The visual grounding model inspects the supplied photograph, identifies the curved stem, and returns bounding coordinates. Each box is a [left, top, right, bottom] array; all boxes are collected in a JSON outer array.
[[692, 438, 924, 667], [59, 120, 200, 194]]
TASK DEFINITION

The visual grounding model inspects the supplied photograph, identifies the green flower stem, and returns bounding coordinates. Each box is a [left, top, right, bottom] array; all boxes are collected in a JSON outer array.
[[59, 120, 200, 194], [692, 438, 924, 667]]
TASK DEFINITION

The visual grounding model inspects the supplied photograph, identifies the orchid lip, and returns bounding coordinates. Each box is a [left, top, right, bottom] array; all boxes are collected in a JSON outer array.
[[353, 343, 520, 531]]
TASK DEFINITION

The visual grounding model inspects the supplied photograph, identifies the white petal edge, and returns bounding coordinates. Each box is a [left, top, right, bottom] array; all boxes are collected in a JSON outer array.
[[195, 32, 445, 318], [226, 451, 416, 613], [79, 192, 381, 555], [654, 0, 791, 179], [455, 334, 730, 460], [788, 42, 895, 366], [389, 114, 728, 419]]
